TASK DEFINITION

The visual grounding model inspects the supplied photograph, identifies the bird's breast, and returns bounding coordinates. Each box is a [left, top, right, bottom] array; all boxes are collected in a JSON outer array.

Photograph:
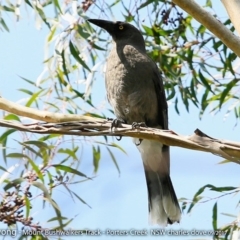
[[105, 47, 158, 125]]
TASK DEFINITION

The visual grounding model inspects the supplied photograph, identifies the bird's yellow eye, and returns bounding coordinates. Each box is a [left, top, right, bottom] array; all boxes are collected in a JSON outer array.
[[119, 25, 124, 30]]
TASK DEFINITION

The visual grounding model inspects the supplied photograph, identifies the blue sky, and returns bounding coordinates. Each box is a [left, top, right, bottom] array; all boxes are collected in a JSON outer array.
[[0, 1, 239, 240]]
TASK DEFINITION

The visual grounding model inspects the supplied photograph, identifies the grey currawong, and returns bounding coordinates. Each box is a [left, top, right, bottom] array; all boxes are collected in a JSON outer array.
[[88, 19, 181, 226]]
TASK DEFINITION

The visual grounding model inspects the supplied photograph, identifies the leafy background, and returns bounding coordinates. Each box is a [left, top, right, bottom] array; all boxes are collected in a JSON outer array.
[[0, 0, 239, 239]]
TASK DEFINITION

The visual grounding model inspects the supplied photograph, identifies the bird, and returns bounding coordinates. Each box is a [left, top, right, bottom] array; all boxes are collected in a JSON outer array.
[[88, 19, 181, 226]]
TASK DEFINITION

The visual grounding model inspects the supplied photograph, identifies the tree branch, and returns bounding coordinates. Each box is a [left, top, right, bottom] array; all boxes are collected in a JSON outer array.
[[172, 0, 240, 57], [0, 96, 99, 123], [1, 96, 240, 164], [221, 0, 240, 36]]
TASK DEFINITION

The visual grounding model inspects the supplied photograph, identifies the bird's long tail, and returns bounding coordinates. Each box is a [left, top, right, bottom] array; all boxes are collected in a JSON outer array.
[[135, 138, 181, 226], [145, 170, 181, 225]]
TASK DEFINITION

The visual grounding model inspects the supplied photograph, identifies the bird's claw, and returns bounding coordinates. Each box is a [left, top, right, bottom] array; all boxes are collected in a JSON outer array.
[[135, 138, 143, 146], [132, 122, 146, 146], [111, 119, 124, 131], [132, 122, 147, 129], [110, 118, 124, 141], [116, 136, 122, 141]]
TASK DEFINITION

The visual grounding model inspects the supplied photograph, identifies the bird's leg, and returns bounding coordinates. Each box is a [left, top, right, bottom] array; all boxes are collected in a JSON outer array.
[[132, 122, 147, 146]]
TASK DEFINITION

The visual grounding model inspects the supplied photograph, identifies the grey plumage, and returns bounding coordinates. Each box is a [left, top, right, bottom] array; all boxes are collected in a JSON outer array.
[[88, 19, 181, 226]]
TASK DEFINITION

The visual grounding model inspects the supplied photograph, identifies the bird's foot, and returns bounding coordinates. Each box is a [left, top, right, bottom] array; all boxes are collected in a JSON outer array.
[[132, 122, 147, 129], [110, 118, 125, 141], [132, 122, 146, 146], [111, 118, 124, 130]]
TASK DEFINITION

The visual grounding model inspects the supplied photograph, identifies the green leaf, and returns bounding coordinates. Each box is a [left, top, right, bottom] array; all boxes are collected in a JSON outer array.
[[107, 147, 120, 175], [221, 213, 237, 218], [26, 89, 45, 107], [92, 146, 101, 173], [73, 89, 95, 107], [52, 217, 74, 230], [0, 129, 16, 143], [31, 181, 64, 228], [110, 142, 127, 154], [24, 140, 51, 166], [174, 98, 180, 115], [53, 0, 62, 14], [0, 128, 16, 163], [52, 164, 91, 179], [27, 158, 44, 183], [186, 49, 194, 70], [47, 26, 57, 42], [61, 50, 70, 82], [69, 41, 91, 72], [46, 170, 54, 195], [58, 148, 78, 160], [208, 185, 237, 192], [219, 79, 238, 108], [180, 87, 189, 112], [0, 18, 9, 32], [198, 70, 213, 93], [89, 42, 105, 51], [188, 186, 208, 213], [142, 25, 153, 37], [137, 0, 157, 10], [35, 5, 50, 28], [212, 202, 217, 230], [25, 195, 31, 219], [4, 178, 24, 191], [56, 67, 68, 88], [200, 89, 209, 118], [31, 181, 54, 204], [166, 87, 176, 101], [38, 134, 62, 142], [24, 140, 50, 149], [187, 184, 237, 213], [6, 153, 29, 159], [18, 89, 33, 95], [2, 5, 15, 12], [47, 216, 68, 222], [20, 143, 43, 159], [0, 165, 8, 172], [197, 25, 206, 38], [77, 24, 90, 39], [4, 114, 21, 122], [7, 152, 44, 182], [18, 76, 39, 87], [205, 0, 212, 7], [189, 76, 199, 106], [71, 191, 91, 208]]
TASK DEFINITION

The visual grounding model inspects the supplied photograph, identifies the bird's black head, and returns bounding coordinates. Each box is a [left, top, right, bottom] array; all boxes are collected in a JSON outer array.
[[88, 19, 145, 50]]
